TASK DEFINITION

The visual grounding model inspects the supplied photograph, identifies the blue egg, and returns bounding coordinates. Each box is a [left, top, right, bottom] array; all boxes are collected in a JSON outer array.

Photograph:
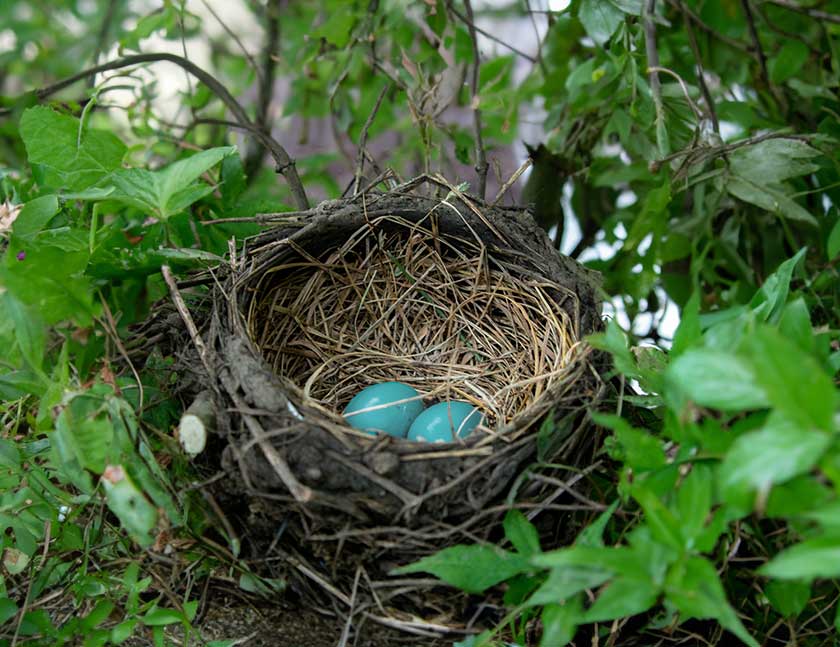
[[406, 401, 483, 443], [343, 382, 425, 437]]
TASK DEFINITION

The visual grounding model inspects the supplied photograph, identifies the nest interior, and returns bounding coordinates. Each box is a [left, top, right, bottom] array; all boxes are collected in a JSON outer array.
[[190, 185, 605, 626]]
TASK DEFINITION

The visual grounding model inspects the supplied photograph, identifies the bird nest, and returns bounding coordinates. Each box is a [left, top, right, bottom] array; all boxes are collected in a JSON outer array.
[[178, 182, 605, 636]]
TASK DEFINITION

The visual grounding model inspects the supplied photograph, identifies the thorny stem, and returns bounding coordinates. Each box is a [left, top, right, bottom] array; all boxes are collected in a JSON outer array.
[[4, 52, 309, 210], [460, 0, 489, 201]]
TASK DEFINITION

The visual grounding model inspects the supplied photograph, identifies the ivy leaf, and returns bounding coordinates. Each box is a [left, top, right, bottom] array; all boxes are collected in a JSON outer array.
[[106, 146, 236, 220], [19, 106, 126, 191], [392, 545, 530, 594]]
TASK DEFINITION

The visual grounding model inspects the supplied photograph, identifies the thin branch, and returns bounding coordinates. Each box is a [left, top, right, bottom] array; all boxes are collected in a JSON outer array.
[[460, 0, 489, 200], [523, 0, 547, 74], [353, 82, 389, 195], [762, 0, 840, 23], [3, 52, 309, 210], [643, 0, 668, 156], [741, 0, 772, 90], [678, 0, 720, 135], [666, 0, 750, 52], [447, 5, 536, 63], [89, 0, 119, 88], [200, 0, 262, 80], [244, 0, 282, 179]]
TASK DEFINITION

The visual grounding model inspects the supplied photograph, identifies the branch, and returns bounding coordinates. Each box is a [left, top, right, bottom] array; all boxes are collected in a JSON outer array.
[[762, 0, 840, 23], [4, 52, 309, 210], [353, 82, 390, 195], [740, 0, 772, 91], [89, 0, 119, 88], [244, 0, 282, 179], [459, 0, 489, 200], [446, 5, 537, 63], [665, 0, 749, 52], [678, 0, 720, 135]]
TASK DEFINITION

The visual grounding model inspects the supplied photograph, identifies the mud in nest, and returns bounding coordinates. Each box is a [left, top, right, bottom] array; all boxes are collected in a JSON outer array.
[[176, 182, 606, 637], [247, 217, 581, 438]]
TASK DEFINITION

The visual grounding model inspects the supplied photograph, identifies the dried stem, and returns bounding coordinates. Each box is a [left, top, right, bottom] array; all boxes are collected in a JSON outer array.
[[762, 0, 840, 23], [644, 0, 668, 156], [678, 0, 720, 135], [353, 83, 390, 196], [741, 0, 772, 91]]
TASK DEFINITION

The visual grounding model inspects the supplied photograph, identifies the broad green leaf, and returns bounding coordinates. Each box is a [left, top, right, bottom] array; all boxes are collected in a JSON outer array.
[[726, 175, 817, 226], [102, 467, 158, 548], [140, 605, 186, 627], [829, 219, 840, 259], [54, 405, 114, 475], [393, 545, 530, 594], [583, 575, 659, 622], [106, 146, 235, 220], [540, 597, 583, 647], [576, 500, 619, 548], [729, 138, 821, 185], [671, 292, 700, 357], [625, 181, 671, 250], [769, 41, 811, 84], [676, 464, 712, 546], [0, 293, 45, 374], [719, 413, 830, 500], [503, 510, 541, 556], [527, 566, 611, 607], [587, 319, 638, 377], [631, 483, 684, 551], [760, 535, 840, 580], [665, 556, 759, 647], [3, 547, 30, 574], [744, 326, 837, 430], [19, 106, 126, 191], [596, 413, 666, 471], [578, 0, 624, 46], [665, 348, 769, 411], [778, 298, 814, 354], [749, 248, 806, 324], [0, 598, 18, 626], [13, 195, 58, 237], [765, 579, 810, 617]]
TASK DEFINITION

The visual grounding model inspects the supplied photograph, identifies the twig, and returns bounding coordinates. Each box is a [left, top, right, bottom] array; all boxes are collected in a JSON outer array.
[[353, 83, 390, 196], [459, 0, 489, 199], [200, 0, 262, 80], [666, 0, 749, 51], [2, 52, 309, 210], [244, 0, 282, 178], [678, 0, 720, 135], [89, 0, 118, 87], [762, 0, 840, 23], [489, 156, 531, 207], [446, 5, 536, 62], [523, 0, 547, 74], [741, 0, 772, 91], [336, 567, 363, 647], [643, 0, 668, 156], [647, 66, 704, 121], [161, 265, 216, 381], [99, 296, 145, 410]]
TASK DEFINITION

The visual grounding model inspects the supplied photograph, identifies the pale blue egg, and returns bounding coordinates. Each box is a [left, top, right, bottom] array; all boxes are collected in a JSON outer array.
[[406, 401, 483, 443], [343, 382, 424, 437]]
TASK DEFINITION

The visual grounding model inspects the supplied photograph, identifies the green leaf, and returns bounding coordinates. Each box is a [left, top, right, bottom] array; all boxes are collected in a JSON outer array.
[[769, 41, 810, 84], [106, 146, 235, 220], [749, 248, 806, 324], [101, 466, 158, 549], [393, 545, 530, 594], [743, 326, 837, 430], [503, 510, 541, 556], [583, 575, 659, 622], [726, 175, 817, 226], [576, 500, 619, 548], [729, 138, 821, 185], [671, 292, 700, 358], [665, 348, 769, 411], [527, 566, 611, 607], [829, 219, 840, 259], [19, 106, 126, 191], [540, 597, 583, 647], [760, 535, 840, 580], [596, 414, 666, 471], [665, 556, 759, 647], [778, 298, 814, 354], [141, 605, 185, 627], [578, 0, 624, 46], [0, 598, 18, 626], [719, 413, 830, 501], [764, 579, 810, 617], [13, 195, 59, 237], [675, 464, 713, 547], [3, 547, 30, 574], [587, 319, 638, 377], [625, 181, 671, 250], [631, 483, 684, 551], [0, 293, 45, 374]]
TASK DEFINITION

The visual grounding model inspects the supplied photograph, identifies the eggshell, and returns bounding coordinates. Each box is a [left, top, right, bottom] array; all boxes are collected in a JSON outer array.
[[406, 401, 482, 443], [343, 382, 424, 437]]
